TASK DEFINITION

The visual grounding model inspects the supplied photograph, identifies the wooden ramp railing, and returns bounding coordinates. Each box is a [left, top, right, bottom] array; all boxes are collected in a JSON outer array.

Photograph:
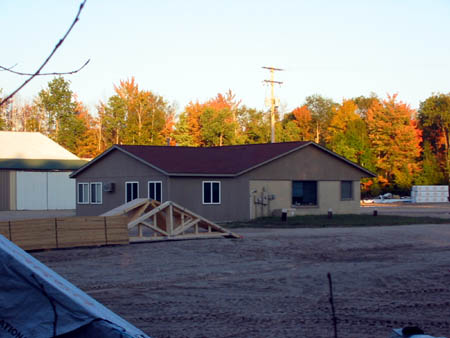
[[102, 199, 240, 243]]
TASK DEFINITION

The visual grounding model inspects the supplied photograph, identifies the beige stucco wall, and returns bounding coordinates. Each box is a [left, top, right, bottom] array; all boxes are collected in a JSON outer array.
[[249, 179, 360, 219], [249, 180, 290, 218]]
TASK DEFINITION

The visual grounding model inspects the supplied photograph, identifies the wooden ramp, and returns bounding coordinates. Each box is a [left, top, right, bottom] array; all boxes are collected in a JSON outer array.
[[101, 199, 240, 243]]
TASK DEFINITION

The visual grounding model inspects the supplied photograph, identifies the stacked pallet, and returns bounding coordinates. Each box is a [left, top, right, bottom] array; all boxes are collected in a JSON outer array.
[[0, 216, 128, 251], [411, 185, 449, 203]]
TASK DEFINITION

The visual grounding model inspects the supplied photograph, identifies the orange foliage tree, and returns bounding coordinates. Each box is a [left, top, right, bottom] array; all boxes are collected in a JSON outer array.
[[99, 77, 175, 149], [281, 105, 314, 141], [366, 94, 422, 191], [175, 90, 241, 146]]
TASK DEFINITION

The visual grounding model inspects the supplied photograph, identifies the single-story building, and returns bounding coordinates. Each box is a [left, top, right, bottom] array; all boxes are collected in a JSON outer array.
[[70, 141, 375, 222], [0, 132, 87, 211]]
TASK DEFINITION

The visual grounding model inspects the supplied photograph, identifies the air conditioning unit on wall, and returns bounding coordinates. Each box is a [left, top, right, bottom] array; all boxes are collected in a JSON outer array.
[[103, 182, 115, 192]]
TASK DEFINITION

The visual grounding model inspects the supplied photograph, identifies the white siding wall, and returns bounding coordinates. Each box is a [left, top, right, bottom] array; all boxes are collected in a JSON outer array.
[[16, 172, 47, 210], [48, 172, 76, 209], [16, 171, 75, 210]]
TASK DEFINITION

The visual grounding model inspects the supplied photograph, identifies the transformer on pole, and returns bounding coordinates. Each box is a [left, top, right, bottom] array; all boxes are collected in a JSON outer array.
[[262, 66, 283, 143]]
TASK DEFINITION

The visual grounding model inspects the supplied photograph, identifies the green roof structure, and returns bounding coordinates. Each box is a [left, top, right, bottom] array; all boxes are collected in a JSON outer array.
[[0, 159, 88, 171]]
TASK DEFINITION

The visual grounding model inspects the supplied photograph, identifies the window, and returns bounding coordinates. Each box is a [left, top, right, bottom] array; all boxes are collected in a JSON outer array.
[[125, 182, 139, 203], [341, 181, 353, 200], [77, 183, 89, 204], [292, 181, 317, 206], [203, 181, 220, 204], [90, 182, 102, 204], [148, 181, 162, 202]]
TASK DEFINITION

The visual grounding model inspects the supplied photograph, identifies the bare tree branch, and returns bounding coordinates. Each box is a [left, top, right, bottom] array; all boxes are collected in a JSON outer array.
[[0, 63, 18, 72], [0, 59, 90, 76], [0, 0, 89, 107]]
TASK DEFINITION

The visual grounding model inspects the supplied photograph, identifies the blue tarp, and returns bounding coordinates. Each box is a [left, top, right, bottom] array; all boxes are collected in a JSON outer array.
[[0, 235, 150, 338]]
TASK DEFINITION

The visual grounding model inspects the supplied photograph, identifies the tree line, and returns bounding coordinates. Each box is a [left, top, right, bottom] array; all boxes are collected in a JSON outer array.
[[1, 76, 450, 197]]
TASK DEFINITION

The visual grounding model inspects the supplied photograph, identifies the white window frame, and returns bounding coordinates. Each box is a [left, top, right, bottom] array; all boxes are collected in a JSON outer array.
[[202, 181, 221, 205], [90, 182, 103, 204], [148, 181, 162, 202], [77, 183, 89, 204], [125, 181, 139, 203]]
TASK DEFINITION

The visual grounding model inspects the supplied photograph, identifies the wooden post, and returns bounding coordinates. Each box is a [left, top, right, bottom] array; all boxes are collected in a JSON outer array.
[[104, 217, 108, 245], [168, 204, 174, 235], [54, 218, 59, 249], [8, 220, 11, 241], [181, 213, 185, 235]]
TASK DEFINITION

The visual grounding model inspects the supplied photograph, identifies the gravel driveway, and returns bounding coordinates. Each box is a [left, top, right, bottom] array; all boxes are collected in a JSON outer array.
[[32, 223, 450, 338]]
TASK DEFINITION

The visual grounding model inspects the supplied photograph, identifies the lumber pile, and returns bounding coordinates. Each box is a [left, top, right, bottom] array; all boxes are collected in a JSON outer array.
[[0, 216, 128, 251], [102, 198, 240, 243]]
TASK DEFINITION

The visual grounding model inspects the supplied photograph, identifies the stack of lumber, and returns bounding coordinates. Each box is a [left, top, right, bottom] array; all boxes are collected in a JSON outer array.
[[0, 216, 128, 251], [411, 185, 449, 203]]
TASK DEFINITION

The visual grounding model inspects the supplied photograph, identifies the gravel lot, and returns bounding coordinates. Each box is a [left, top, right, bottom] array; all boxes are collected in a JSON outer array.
[[32, 223, 450, 338]]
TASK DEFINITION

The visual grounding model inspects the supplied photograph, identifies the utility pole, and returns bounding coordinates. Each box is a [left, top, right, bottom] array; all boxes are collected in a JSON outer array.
[[262, 66, 283, 143]]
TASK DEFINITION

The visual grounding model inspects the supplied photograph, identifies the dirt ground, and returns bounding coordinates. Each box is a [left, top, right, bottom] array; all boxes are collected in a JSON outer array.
[[32, 223, 450, 338], [361, 202, 450, 219]]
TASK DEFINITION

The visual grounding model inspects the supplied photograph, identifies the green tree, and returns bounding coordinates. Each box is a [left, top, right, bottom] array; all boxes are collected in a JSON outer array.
[[237, 106, 270, 144], [173, 112, 196, 146], [0, 89, 4, 130], [353, 93, 379, 118], [304, 94, 336, 144], [37, 77, 85, 153], [415, 142, 445, 185], [418, 93, 450, 188], [199, 107, 237, 146], [326, 99, 375, 170], [99, 96, 127, 146], [0, 115, 5, 130]]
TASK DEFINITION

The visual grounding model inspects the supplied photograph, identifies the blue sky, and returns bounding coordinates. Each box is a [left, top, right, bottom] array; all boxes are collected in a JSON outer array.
[[2, 0, 450, 114]]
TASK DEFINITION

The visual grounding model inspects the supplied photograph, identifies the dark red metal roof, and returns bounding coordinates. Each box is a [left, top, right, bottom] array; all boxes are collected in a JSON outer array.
[[117, 142, 310, 175]]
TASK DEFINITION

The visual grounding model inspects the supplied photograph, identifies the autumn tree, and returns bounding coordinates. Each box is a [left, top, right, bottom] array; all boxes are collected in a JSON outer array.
[[366, 94, 422, 192], [326, 99, 374, 169], [99, 78, 175, 148], [281, 105, 314, 142], [418, 93, 450, 188], [178, 90, 241, 147], [73, 98, 100, 158]]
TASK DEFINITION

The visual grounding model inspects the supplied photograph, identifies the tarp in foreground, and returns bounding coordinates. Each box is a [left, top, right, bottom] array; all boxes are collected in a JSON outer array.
[[0, 235, 150, 338]]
